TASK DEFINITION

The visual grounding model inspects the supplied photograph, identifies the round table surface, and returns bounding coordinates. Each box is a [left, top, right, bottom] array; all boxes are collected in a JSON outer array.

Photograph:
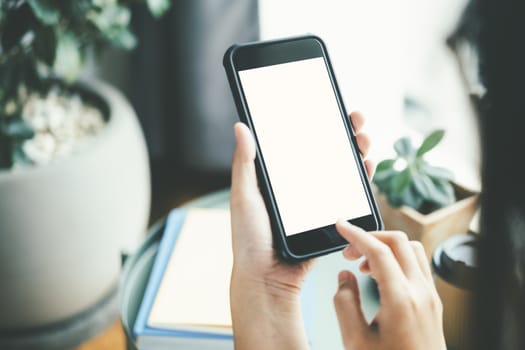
[[122, 188, 379, 350]]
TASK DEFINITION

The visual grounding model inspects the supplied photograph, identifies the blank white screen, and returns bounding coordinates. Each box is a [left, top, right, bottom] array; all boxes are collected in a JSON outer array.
[[239, 57, 371, 236]]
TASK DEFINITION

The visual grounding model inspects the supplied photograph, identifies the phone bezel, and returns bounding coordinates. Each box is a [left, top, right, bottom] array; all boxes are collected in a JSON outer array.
[[224, 35, 383, 262]]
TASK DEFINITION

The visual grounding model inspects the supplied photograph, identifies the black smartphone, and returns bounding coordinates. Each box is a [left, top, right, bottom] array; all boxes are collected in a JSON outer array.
[[224, 35, 382, 262]]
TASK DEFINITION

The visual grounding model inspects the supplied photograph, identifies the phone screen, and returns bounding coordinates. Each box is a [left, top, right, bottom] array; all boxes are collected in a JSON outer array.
[[238, 57, 372, 237]]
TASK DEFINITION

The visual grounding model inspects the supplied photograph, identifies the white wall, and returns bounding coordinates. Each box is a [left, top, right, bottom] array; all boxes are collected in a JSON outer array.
[[259, 0, 480, 190]]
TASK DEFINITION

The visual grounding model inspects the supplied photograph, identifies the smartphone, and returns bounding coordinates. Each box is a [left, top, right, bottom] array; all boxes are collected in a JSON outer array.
[[223, 35, 382, 262]]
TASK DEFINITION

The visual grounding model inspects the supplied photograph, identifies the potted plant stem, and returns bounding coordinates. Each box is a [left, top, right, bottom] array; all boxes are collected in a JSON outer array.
[[373, 129, 479, 258]]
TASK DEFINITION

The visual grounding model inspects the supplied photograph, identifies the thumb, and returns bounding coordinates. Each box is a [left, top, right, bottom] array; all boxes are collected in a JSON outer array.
[[230, 122, 266, 249], [333, 270, 369, 349], [231, 122, 257, 200]]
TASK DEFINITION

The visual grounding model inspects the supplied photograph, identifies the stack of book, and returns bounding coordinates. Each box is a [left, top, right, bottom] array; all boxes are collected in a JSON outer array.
[[133, 208, 313, 350]]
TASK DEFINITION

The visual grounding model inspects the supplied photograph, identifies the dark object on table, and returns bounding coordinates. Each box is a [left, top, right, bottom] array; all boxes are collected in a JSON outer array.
[[432, 233, 478, 350]]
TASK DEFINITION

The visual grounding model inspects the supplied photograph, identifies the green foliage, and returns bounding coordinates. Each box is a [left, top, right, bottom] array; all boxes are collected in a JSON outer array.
[[147, 0, 171, 18], [373, 129, 455, 214], [0, 0, 171, 168]]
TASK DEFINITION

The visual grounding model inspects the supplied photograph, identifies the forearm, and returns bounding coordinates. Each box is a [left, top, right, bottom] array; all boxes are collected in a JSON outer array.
[[230, 271, 309, 350]]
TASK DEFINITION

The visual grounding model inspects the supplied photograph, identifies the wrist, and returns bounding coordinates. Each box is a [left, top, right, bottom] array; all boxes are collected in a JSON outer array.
[[231, 264, 303, 306], [230, 270, 302, 313], [230, 268, 308, 350]]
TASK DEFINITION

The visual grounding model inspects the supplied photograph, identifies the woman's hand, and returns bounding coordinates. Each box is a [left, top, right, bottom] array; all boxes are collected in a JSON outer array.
[[334, 221, 447, 350], [230, 111, 373, 350]]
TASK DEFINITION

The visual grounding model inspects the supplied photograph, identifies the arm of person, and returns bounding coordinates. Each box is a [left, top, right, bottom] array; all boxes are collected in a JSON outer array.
[[230, 270, 309, 350], [229, 112, 373, 350]]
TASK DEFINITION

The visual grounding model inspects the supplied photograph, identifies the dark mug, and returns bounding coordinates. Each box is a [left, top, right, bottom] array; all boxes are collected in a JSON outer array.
[[432, 233, 478, 350]]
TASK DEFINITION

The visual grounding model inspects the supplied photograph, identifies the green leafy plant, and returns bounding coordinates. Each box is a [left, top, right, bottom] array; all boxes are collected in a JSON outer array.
[[373, 129, 456, 214], [0, 0, 171, 168]]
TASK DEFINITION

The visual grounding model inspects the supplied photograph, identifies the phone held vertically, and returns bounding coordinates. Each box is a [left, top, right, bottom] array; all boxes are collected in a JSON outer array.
[[223, 35, 382, 262]]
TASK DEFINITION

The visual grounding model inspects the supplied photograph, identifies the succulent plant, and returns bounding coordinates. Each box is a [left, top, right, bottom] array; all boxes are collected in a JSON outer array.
[[0, 0, 171, 168], [373, 129, 456, 214]]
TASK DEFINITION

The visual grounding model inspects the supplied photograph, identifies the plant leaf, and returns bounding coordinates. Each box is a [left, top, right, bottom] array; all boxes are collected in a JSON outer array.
[[53, 32, 82, 82], [429, 178, 456, 207], [106, 27, 137, 50], [12, 141, 33, 165], [394, 137, 413, 157], [386, 193, 404, 208], [412, 174, 434, 200], [33, 26, 56, 66], [1, 117, 35, 139], [416, 129, 445, 158], [422, 163, 454, 181], [386, 185, 422, 210], [372, 168, 396, 193], [400, 184, 424, 210], [390, 168, 411, 195], [28, 0, 60, 25], [376, 159, 395, 173], [147, 0, 171, 18], [87, 4, 137, 50], [1, 5, 35, 52], [88, 4, 131, 32]]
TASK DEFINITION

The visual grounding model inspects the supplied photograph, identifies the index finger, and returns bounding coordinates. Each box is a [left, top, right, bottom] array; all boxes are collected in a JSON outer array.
[[336, 220, 406, 296]]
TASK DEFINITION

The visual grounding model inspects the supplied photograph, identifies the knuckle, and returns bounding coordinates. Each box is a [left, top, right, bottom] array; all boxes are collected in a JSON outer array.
[[410, 240, 425, 251], [368, 243, 391, 260], [430, 291, 444, 313], [407, 288, 443, 315], [333, 286, 354, 306], [390, 230, 409, 244], [365, 250, 380, 263], [405, 291, 422, 312], [423, 293, 441, 315], [367, 244, 394, 264]]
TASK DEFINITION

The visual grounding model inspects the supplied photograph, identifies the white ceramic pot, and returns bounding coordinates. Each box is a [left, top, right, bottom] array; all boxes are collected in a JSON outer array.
[[0, 80, 150, 330]]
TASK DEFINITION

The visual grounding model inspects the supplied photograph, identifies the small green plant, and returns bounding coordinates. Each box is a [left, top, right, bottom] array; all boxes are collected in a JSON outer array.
[[373, 129, 456, 214], [0, 0, 171, 168]]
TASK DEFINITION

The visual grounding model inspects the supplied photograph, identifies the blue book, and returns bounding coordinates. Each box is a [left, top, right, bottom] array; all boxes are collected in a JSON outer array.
[[134, 208, 314, 350]]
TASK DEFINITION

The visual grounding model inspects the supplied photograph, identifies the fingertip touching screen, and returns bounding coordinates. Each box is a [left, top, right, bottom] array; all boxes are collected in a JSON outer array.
[[238, 57, 372, 237]]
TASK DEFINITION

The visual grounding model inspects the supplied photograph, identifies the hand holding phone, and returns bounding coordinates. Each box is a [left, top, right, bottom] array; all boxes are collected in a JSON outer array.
[[224, 35, 382, 262], [229, 112, 375, 350]]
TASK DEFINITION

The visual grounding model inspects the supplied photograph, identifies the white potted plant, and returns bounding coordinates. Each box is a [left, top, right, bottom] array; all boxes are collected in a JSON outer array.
[[0, 0, 169, 335], [373, 129, 479, 258]]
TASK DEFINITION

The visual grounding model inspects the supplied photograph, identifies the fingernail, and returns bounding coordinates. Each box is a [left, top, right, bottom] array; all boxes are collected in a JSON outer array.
[[338, 270, 352, 286], [338, 219, 357, 231], [344, 220, 366, 233], [342, 245, 353, 256], [336, 218, 350, 227]]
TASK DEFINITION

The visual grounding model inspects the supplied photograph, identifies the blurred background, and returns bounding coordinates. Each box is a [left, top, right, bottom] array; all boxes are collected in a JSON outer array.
[[0, 1, 484, 349], [0, 0, 483, 350], [95, 0, 480, 225]]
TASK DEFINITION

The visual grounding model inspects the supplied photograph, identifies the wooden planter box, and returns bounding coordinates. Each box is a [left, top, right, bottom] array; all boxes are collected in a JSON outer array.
[[374, 183, 479, 259]]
